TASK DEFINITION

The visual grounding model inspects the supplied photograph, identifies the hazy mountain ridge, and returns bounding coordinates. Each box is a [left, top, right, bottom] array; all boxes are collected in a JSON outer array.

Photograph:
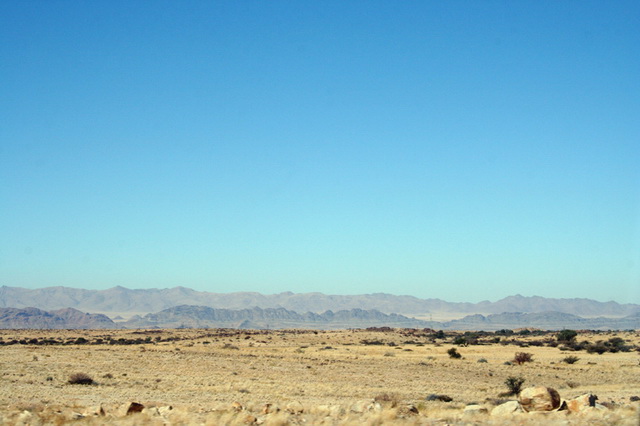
[[0, 307, 117, 329], [2, 305, 639, 330], [2, 286, 638, 317], [123, 305, 430, 329]]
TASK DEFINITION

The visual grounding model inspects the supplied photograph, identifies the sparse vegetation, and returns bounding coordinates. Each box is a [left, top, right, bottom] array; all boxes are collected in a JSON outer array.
[[0, 328, 638, 424]]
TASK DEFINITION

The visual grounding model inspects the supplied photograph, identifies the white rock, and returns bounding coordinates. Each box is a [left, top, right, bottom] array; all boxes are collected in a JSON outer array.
[[491, 400, 524, 416]]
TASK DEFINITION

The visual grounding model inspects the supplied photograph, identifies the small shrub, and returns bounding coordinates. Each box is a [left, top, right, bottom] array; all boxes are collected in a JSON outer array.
[[504, 376, 525, 395], [447, 347, 461, 359], [222, 343, 239, 350], [557, 329, 577, 343], [563, 355, 580, 364], [68, 373, 94, 385], [513, 352, 534, 365]]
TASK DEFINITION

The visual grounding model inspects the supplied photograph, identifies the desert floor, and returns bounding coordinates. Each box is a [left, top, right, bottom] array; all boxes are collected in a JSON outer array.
[[0, 328, 639, 425]]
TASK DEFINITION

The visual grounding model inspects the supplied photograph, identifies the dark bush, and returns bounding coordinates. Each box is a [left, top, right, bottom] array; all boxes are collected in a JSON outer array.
[[563, 355, 580, 364], [557, 329, 577, 343], [504, 376, 525, 395], [453, 336, 467, 346], [68, 373, 94, 385], [513, 352, 534, 365], [447, 347, 462, 359]]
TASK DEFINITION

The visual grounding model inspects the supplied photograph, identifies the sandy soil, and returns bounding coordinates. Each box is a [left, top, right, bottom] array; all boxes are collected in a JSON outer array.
[[0, 328, 639, 424]]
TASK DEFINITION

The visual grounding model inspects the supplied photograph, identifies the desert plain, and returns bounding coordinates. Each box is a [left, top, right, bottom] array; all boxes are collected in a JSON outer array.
[[0, 328, 639, 425]]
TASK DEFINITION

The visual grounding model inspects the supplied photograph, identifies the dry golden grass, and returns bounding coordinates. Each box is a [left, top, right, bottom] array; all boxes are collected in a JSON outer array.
[[0, 328, 639, 424]]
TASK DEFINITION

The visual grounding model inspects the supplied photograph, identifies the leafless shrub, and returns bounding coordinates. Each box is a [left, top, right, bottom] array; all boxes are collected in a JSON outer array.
[[68, 373, 94, 385], [513, 352, 533, 365]]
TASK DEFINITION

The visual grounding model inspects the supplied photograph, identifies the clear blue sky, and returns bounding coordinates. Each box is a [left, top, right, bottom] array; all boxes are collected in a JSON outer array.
[[1, 1, 639, 303]]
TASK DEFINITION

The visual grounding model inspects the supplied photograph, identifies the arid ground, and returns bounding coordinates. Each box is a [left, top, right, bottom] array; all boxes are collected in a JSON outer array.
[[1, 328, 639, 425]]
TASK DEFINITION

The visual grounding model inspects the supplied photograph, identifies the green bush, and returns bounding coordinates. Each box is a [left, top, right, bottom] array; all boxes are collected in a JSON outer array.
[[557, 330, 577, 343]]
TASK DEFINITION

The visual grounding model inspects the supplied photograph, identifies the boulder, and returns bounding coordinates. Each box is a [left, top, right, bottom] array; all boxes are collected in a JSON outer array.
[[285, 401, 304, 414], [519, 387, 561, 412], [567, 394, 598, 413], [463, 405, 488, 415], [491, 400, 524, 416], [426, 394, 453, 402], [316, 405, 344, 417], [396, 404, 419, 417], [231, 402, 244, 412], [261, 403, 279, 414], [243, 414, 257, 424], [126, 402, 145, 415]]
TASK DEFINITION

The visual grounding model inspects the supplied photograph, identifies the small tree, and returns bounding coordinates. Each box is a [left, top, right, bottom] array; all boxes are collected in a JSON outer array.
[[504, 376, 525, 395]]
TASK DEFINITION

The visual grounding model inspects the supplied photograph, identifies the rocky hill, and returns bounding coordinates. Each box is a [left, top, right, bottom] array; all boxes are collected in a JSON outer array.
[[0, 307, 117, 329], [123, 305, 431, 329], [2, 286, 638, 317], [1, 305, 639, 330]]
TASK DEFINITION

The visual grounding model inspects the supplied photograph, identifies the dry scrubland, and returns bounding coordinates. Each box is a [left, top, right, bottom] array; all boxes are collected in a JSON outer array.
[[0, 328, 639, 425]]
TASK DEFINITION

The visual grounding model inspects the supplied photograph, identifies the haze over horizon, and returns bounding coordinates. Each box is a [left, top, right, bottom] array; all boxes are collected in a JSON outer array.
[[1, 2, 639, 304]]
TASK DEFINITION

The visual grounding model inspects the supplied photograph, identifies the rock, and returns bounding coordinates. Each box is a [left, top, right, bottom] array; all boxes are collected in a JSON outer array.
[[350, 399, 382, 413], [630, 396, 640, 402], [285, 400, 304, 414], [261, 403, 279, 414], [231, 402, 244, 412], [397, 404, 419, 416], [519, 387, 561, 412], [317, 405, 344, 417], [567, 394, 598, 413], [491, 400, 524, 416], [426, 394, 453, 402], [243, 414, 258, 424], [463, 405, 488, 414], [16, 411, 32, 425], [158, 405, 173, 417], [83, 405, 105, 417], [126, 402, 145, 415], [71, 412, 84, 420]]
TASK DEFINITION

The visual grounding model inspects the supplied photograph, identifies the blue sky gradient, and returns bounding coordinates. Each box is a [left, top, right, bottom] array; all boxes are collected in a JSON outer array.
[[1, 1, 639, 302]]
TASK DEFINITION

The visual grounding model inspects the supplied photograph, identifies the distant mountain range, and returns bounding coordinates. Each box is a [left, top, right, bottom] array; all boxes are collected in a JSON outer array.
[[1, 305, 639, 331], [0, 307, 115, 329], [123, 305, 429, 329], [2, 285, 639, 317]]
